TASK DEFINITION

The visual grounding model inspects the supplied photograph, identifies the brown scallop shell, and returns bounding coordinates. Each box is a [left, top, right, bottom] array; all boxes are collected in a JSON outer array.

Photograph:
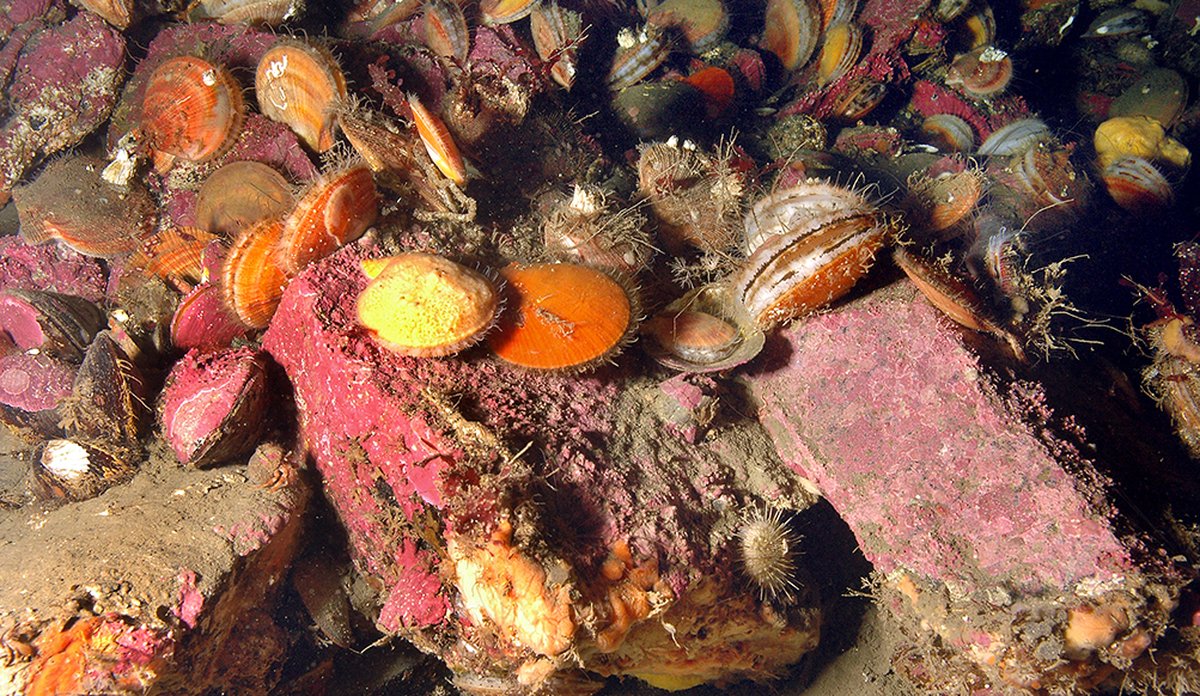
[[531, 1, 584, 90], [256, 39, 348, 152], [277, 165, 379, 275], [195, 161, 295, 237], [141, 56, 245, 168], [222, 218, 292, 329]]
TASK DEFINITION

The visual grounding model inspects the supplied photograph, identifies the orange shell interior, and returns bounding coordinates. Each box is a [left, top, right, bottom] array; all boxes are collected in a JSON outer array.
[[488, 263, 632, 370], [255, 41, 348, 152]]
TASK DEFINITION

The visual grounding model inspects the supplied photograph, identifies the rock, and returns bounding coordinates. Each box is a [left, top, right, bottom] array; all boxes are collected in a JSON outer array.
[[263, 242, 824, 692], [0, 440, 308, 694], [744, 281, 1190, 692]]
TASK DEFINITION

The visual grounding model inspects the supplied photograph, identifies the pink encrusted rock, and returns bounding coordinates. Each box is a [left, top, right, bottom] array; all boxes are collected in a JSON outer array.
[[0, 237, 108, 303], [263, 243, 824, 691], [0, 351, 75, 411], [159, 347, 270, 468], [0, 12, 124, 197], [744, 282, 1187, 692]]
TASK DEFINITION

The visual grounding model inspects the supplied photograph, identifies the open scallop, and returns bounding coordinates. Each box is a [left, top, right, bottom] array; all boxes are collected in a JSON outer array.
[[642, 282, 765, 373]]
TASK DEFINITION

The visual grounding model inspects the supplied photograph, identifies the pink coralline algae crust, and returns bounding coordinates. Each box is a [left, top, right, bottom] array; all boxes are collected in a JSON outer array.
[[159, 347, 268, 468], [0, 352, 75, 411], [0, 236, 108, 303], [0, 0, 65, 89], [378, 539, 448, 631], [176, 568, 204, 629], [0, 12, 124, 194], [748, 289, 1132, 596]]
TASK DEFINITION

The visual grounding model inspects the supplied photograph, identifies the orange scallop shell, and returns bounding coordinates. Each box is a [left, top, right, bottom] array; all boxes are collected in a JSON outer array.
[[277, 165, 379, 275], [141, 56, 245, 167], [408, 93, 468, 186], [424, 0, 471, 62], [946, 46, 1012, 99], [488, 263, 633, 370], [128, 227, 219, 291], [195, 161, 295, 237], [817, 22, 865, 87], [255, 40, 348, 152], [222, 218, 291, 329]]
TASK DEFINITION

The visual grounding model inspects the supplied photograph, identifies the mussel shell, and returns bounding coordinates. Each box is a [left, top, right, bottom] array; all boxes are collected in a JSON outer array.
[[817, 22, 865, 87], [255, 40, 348, 152], [1109, 68, 1188, 128], [644, 0, 728, 54], [643, 283, 764, 372], [60, 332, 145, 448], [0, 289, 104, 363], [159, 347, 270, 468], [142, 56, 245, 165], [31, 438, 137, 502]]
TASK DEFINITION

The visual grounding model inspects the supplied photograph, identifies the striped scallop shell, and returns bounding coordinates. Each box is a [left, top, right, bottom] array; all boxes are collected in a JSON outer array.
[[129, 227, 219, 291], [222, 218, 291, 329], [141, 56, 245, 167], [744, 179, 874, 252], [817, 22, 865, 87], [277, 165, 379, 275], [919, 114, 975, 152], [761, 0, 821, 71], [255, 40, 348, 152], [531, 2, 584, 90], [195, 161, 295, 237], [189, 0, 304, 24], [816, 0, 857, 27], [1103, 156, 1173, 213], [608, 24, 672, 90], [424, 0, 471, 63], [977, 118, 1051, 156], [1013, 145, 1088, 212], [830, 76, 887, 122], [734, 210, 889, 328]]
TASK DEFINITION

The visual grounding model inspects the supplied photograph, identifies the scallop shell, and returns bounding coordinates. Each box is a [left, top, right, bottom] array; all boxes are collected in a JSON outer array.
[[277, 165, 379, 275], [816, 0, 857, 27], [222, 218, 292, 329], [744, 179, 874, 252], [13, 154, 156, 258], [357, 253, 500, 357], [608, 24, 672, 90], [761, 0, 821, 71], [480, 0, 537, 24], [642, 283, 765, 372], [488, 263, 635, 371], [194, 161, 295, 238], [1103, 156, 1173, 213], [1012, 144, 1089, 213], [734, 211, 890, 328], [919, 114, 975, 152], [1109, 68, 1188, 128], [255, 40, 348, 152], [977, 118, 1051, 156], [958, 2, 995, 49], [170, 282, 249, 352], [531, 1, 584, 90], [128, 227, 220, 292], [408, 93, 469, 186], [817, 22, 865, 87], [542, 186, 652, 275], [189, 0, 304, 24], [142, 56, 245, 168], [946, 45, 1012, 99], [424, 0, 471, 63], [644, 0, 728, 54]]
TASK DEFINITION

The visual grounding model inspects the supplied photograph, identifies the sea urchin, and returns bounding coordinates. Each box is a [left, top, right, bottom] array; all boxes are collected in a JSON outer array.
[[738, 507, 803, 603]]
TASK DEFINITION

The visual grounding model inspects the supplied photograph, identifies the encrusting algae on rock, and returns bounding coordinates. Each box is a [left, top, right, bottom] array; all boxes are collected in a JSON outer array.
[[4, 0, 1200, 693]]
